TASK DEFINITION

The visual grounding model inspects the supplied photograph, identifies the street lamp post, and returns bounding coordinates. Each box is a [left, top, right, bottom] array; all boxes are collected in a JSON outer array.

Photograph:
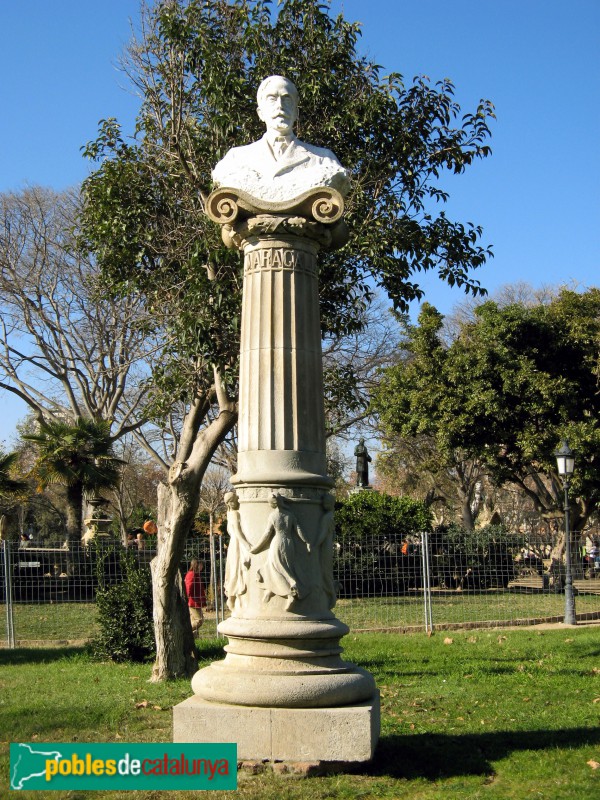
[[555, 440, 576, 626]]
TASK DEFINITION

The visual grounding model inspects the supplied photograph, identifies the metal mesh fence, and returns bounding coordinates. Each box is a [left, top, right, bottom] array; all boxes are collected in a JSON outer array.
[[0, 538, 224, 647], [2, 529, 599, 647], [333, 529, 600, 633]]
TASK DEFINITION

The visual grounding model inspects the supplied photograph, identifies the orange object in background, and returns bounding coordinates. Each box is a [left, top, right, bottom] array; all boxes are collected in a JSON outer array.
[[143, 520, 158, 535]]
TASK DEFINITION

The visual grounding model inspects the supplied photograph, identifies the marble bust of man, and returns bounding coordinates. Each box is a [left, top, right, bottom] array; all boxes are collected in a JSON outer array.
[[212, 75, 350, 204]]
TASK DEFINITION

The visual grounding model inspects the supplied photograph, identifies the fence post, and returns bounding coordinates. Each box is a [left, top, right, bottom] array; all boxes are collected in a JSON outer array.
[[3, 539, 15, 648], [421, 531, 434, 634]]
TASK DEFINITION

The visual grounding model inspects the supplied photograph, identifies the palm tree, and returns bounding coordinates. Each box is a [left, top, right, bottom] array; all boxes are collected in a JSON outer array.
[[0, 449, 29, 541], [0, 450, 28, 498], [24, 418, 123, 548]]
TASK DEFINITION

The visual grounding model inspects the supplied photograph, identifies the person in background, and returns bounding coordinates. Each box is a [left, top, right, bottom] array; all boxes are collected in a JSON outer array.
[[185, 559, 207, 636]]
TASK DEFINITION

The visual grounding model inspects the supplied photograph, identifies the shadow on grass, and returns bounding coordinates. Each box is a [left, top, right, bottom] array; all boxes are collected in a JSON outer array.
[[364, 727, 600, 780], [0, 640, 225, 667], [0, 646, 88, 665], [195, 641, 227, 663]]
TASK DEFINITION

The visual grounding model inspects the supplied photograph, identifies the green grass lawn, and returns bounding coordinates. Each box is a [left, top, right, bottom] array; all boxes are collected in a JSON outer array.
[[0, 603, 222, 644], [1, 627, 599, 799], [1, 602, 100, 642], [2, 589, 599, 645], [336, 590, 600, 630]]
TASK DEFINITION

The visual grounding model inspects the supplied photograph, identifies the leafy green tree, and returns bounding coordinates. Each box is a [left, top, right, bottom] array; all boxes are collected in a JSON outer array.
[[336, 490, 432, 541], [376, 433, 487, 529], [334, 491, 431, 597], [428, 524, 523, 591], [24, 418, 123, 550], [80, 0, 494, 678], [374, 289, 600, 542], [373, 303, 489, 529], [8, 415, 70, 544]]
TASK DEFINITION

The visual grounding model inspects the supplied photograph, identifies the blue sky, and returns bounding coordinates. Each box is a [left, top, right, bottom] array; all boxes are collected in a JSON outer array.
[[1, 0, 599, 443]]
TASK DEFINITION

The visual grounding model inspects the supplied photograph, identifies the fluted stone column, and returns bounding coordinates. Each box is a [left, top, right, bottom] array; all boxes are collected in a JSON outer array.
[[174, 187, 379, 762], [236, 231, 327, 481]]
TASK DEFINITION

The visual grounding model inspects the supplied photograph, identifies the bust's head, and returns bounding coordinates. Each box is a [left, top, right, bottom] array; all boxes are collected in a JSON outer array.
[[256, 75, 298, 136]]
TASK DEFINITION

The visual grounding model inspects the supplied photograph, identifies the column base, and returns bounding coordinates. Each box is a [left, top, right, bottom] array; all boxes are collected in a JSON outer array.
[[190, 616, 376, 708], [191, 658, 376, 708], [173, 693, 380, 763]]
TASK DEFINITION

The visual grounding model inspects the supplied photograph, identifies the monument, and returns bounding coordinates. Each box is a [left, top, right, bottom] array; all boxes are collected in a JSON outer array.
[[81, 496, 113, 546], [354, 438, 372, 489], [173, 76, 379, 764]]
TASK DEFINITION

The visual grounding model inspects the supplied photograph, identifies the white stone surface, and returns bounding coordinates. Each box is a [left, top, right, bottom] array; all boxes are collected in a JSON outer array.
[[212, 76, 350, 202], [212, 135, 350, 203], [173, 693, 380, 762], [191, 657, 376, 708]]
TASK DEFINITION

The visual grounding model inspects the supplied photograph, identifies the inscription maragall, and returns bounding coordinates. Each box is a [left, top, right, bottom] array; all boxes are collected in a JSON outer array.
[[245, 245, 314, 274]]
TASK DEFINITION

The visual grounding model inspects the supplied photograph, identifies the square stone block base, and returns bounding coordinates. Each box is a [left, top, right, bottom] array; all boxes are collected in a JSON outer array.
[[173, 692, 380, 763]]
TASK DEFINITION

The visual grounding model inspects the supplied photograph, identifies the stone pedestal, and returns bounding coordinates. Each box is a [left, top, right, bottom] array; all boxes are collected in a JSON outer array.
[[174, 693, 380, 763], [173, 186, 379, 763], [82, 516, 112, 546]]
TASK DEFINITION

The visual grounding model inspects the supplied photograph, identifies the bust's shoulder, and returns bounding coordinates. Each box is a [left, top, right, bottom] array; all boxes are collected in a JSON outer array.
[[294, 139, 339, 161], [218, 138, 267, 161]]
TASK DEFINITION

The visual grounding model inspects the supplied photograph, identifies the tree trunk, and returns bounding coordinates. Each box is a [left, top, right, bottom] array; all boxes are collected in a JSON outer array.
[[453, 459, 481, 532], [0, 511, 20, 543], [549, 527, 585, 579], [549, 529, 564, 566], [150, 481, 198, 682], [65, 483, 84, 547], [458, 490, 475, 531], [65, 483, 84, 574], [149, 392, 237, 682]]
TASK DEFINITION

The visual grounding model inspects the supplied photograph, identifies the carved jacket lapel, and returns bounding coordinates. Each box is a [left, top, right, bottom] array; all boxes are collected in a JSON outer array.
[[255, 136, 311, 178], [272, 139, 311, 176]]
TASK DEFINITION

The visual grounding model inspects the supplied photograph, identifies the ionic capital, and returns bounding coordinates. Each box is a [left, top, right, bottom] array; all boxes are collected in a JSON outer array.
[[205, 186, 348, 251]]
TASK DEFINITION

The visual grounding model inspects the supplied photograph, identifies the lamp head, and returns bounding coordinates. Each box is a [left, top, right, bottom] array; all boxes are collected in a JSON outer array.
[[555, 440, 575, 478]]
